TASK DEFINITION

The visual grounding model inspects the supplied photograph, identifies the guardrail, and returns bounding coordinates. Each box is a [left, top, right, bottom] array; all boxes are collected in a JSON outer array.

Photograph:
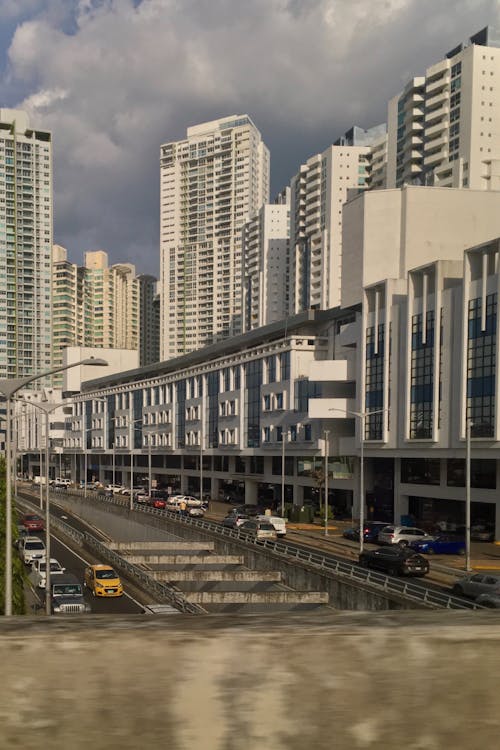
[[17, 493, 205, 615], [79, 491, 482, 611]]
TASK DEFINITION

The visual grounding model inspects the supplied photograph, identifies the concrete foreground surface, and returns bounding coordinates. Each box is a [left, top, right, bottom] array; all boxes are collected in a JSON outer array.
[[1, 611, 499, 750]]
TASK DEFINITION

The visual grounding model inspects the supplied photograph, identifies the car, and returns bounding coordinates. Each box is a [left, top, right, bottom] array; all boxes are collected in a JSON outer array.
[[231, 504, 266, 518], [342, 522, 387, 543], [84, 564, 123, 597], [471, 525, 495, 542], [20, 513, 45, 533], [18, 536, 46, 565], [31, 558, 66, 589], [222, 513, 249, 529], [187, 506, 205, 518], [476, 593, 500, 608], [148, 496, 167, 509], [239, 520, 277, 541], [451, 573, 500, 600], [359, 547, 429, 577], [255, 514, 287, 537], [53, 477, 71, 487], [377, 525, 431, 547], [105, 484, 125, 494], [51, 574, 91, 614], [410, 535, 466, 555]]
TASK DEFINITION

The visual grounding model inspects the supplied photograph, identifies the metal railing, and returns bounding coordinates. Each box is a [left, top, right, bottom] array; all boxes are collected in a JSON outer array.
[[17, 493, 205, 615], [76, 491, 483, 611]]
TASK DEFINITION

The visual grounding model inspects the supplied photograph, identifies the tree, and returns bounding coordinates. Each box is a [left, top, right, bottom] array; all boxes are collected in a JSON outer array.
[[0, 456, 26, 615]]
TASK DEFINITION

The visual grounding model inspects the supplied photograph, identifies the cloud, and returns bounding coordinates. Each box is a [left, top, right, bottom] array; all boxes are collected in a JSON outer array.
[[3, 0, 499, 274]]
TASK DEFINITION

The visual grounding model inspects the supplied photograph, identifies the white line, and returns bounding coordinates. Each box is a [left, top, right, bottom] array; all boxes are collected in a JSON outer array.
[[51, 533, 147, 611]]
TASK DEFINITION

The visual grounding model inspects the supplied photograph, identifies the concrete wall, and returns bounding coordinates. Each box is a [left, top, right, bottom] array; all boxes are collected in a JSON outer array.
[[54, 494, 415, 611], [1, 612, 499, 749]]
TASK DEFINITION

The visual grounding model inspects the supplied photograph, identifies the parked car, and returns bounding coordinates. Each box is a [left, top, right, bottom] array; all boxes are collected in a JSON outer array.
[[222, 513, 249, 529], [239, 520, 277, 541], [20, 513, 45, 533], [410, 535, 466, 555], [148, 496, 167, 509], [343, 522, 386, 543], [51, 574, 91, 614], [377, 525, 431, 547], [18, 536, 46, 565], [471, 525, 495, 542], [359, 547, 429, 577], [31, 558, 66, 589], [452, 573, 500, 600], [105, 484, 125, 494], [232, 504, 266, 517], [255, 514, 287, 537], [53, 477, 71, 487], [476, 593, 500, 608], [187, 506, 205, 518], [84, 564, 123, 597]]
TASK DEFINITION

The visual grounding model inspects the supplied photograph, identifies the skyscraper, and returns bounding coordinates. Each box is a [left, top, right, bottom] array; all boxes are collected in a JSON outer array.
[[0, 109, 53, 382], [137, 274, 160, 366], [387, 26, 500, 189], [159, 115, 270, 359]]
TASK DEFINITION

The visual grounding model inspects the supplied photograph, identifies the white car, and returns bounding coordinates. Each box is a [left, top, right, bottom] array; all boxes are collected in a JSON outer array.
[[18, 536, 46, 565], [377, 525, 431, 547], [31, 558, 66, 589], [256, 514, 287, 537], [105, 484, 125, 494]]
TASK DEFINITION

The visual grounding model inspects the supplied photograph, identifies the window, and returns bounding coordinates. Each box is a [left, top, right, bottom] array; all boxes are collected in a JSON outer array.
[[275, 392, 283, 410], [467, 294, 497, 437], [401, 458, 440, 485], [410, 311, 434, 439]]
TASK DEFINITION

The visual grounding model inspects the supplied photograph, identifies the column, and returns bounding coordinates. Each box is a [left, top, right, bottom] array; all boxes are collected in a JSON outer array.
[[244, 479, 258, 506]]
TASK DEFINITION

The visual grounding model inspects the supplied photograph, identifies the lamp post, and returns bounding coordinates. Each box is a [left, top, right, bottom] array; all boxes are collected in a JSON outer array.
[[324, 430, 330, 537], [281, 428, 288, 518], [0, 356, 107, 616], [148, 442, 152, 495], [465, 418, 472, 572], [126, 418, 144, 511], [199, 419, 204, 502], [328, 406, 388, 554]]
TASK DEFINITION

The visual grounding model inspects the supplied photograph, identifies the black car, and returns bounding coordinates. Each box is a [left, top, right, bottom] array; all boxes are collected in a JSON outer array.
[[343, 522, 387, 543], [359, 547, 429, 577]]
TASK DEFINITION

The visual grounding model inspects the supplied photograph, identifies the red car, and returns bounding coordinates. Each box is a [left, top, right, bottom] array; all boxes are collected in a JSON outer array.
[[20, 514, 45, 532], [148, 497, 166, 509]]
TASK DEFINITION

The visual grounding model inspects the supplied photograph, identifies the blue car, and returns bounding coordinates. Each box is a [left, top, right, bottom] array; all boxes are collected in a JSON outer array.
[[410, 535, 465, 555]]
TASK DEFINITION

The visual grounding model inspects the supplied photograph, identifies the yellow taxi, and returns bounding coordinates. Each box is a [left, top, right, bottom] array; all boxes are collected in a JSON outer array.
[[84, 564, 123, 597]]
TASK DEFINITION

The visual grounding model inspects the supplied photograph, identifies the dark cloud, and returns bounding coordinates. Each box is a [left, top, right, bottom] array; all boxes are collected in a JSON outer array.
[[1, 0, 498, 275]]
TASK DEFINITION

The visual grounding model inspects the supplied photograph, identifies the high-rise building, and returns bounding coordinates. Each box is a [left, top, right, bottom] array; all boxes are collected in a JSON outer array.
[[160, 115, 270, 359], [387, 26, 500, 189], [137, 274, 160, 366], [289, 140, 373, 313], [52, 244, 86, 385], [242, 188, 290, 331], [0, 109, 53, 383]]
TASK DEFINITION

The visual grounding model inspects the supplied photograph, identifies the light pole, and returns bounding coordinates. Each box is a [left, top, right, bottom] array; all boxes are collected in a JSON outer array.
[[465, 418, 472, 572], [112, 443, 115, 487], [328, 406, 388, 554], [324, 430, 330, 537], [148, 442, 152, 494], [0, 356, 108, 616], [199, 420, 204, 501], [281, 428, 288, 518]]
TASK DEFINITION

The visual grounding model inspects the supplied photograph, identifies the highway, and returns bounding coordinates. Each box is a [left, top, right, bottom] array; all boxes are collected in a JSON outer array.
[[18, 501, 146, 615]]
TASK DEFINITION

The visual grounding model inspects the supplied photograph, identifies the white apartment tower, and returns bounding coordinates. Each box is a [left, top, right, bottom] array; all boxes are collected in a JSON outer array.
[[387, 26, 500, 189], [289, 141, 372, 313], [52, 244, 86, 385], [242, 188, 290, 331], [0, 109, 53, 382], [160, 115, 270, 359]]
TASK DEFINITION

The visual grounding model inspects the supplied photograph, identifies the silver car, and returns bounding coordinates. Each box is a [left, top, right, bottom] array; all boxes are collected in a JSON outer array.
[[377, 525, 431, 548], [239, 520, 277, 541], [452, 573, 500, 600]]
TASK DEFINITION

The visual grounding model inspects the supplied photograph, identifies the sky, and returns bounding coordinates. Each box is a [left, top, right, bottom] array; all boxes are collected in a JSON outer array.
[[0, 0, 498, 276]]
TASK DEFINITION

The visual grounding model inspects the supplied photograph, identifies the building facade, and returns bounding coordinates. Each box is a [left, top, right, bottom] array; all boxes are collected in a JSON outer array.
[[242, 188, 290, 331], [137, 274, 160, 367], [159, 115, 270, 359], [387, 26, 500, 190], [0, 108, 53, 383]]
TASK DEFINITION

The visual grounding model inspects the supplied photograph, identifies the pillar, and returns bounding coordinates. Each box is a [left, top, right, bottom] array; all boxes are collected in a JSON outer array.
[[244, 479, 258, 506]]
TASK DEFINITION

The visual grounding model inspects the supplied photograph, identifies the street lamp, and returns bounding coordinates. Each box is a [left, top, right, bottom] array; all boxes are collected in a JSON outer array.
[[324, 430, 330, 537], [465, 418, 472, 572], [281, 428, 289, 518], [0, 356, 107, 616], [328, 406, 388, 554]]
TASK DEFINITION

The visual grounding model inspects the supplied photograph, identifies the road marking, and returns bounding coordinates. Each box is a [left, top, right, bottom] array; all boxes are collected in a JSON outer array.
[[50, 533, 147, 611]]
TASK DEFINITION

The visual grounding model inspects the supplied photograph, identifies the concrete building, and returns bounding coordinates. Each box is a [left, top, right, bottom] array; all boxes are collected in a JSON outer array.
[[242, 188, 290, 331], [159, 115, 270, 359], [137, 274, 160, 366], [387, 26, 500, 189], [0, 109, 53, 383], [52, 245, 87, 386], [289, 141, 372, 314]]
